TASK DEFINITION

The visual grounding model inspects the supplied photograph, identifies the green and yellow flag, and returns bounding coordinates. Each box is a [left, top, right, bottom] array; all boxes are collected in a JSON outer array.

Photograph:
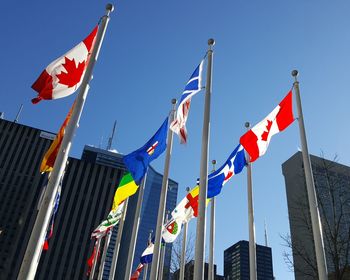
[[111, 172, 138, 211]]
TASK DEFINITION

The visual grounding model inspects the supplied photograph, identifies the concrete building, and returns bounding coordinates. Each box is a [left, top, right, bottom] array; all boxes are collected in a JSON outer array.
[[282, 151, 350, 279]]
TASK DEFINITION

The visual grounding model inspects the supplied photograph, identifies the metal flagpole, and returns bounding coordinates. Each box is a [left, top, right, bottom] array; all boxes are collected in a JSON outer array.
[[18, 4, 114, 280], [124, 174, 148, 280], [109, 198, 129, 280], [90, 237, 102, 280], [194, 38, 215, 280], [179, 187, 190, 280], [158, 211, 169, 280], [149, 99, 177, 280], [208, 160, 216, 280], [97, 230, 112, 280], [292, 70, 328, 279], [245, 122, 257, 280], [142, 230, 153, 280]]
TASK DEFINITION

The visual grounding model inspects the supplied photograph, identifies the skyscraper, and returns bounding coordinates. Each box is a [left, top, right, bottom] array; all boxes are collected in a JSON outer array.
[[0, 118, 178, 280], [224, 240, 274, 280], [282, 151, 350, 280]]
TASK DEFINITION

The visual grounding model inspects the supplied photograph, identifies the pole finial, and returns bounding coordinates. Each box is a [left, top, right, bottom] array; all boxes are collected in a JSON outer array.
[[106, 3, 114, 13], [291, 70, 299, 82], [186, 187, 190, 192], [208, 38, 215, 46], [245, 122, 250, 128], [211, 159, 216, 165], [171, 98, 177, 105]]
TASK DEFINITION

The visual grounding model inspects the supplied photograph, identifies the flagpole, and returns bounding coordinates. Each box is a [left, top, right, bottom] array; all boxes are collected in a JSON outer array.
[[97, 229, 112, 280], [18, 4, 114, 280], [109, 198, 129, 280], [291, 70, 328, 279], [244, 122, 257, 280], [158, 211, 169, 280], [124, 174, 148, 280], [179, 187, 190, 280], [142, 230, 153, 280], [208, 160, 216, 280], [90, 237, 102, 280], [149, 99, 177, 280], [194, 38, 215, 280]]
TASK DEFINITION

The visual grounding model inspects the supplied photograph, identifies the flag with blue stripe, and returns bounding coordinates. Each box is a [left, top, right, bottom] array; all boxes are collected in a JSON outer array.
[[207, 144, 246, 198], [140, 243, 154, 264], [170, 60, 204, 144]]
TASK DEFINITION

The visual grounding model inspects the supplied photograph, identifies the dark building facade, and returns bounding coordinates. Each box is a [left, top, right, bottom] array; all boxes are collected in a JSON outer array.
[[224, 240, 274, 280], [173, 260, 223, 280], [114, 165, 178, 280], [0, 119, 178, 280], [282, 152, 350, 280]]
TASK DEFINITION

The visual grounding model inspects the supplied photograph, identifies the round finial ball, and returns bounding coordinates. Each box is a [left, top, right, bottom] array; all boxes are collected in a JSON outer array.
[[106, 3, 114, 12], [212, 159, 216, 165], [291, 70, 299, 77], [171, 98, 177, 104], [208, 38, 215, 46], [245, 122, 250, 128], [186, 187, 190, 192]]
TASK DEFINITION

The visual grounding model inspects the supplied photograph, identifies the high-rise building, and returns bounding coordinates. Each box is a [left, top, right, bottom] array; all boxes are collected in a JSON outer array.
[[224, 240, 274, 280], [172, 260, 224, 280], [282, 151, 350, 280], [114, 164, 178, 280], [0, 118, 178, 280]]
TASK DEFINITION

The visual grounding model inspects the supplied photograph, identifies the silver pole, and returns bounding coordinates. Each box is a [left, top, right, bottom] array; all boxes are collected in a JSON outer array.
[[179, 187, 190, 280], [208, 160, 216, 280], [124, 174, 148, 280], [245, 122, 257, 280], [149, 99, 177, 280], [194, 38, 215, 280], [97, 230, 112, 280], [89, 237, 102, 280], [158, 212, 169, 280], [142, 231, 153, 280], [109, 198, 129, 280], [292, 70, 328, 279], [17, 4, 114, 280], [14, 104, 23, 123]]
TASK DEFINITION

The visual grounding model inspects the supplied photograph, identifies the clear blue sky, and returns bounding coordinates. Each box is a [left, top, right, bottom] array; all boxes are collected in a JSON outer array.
[[1, 1, 350, 278]]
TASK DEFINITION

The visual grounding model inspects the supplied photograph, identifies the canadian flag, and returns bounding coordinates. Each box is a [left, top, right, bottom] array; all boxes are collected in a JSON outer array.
[[31, 26, 98, 104], [240, 91, 294, 162]]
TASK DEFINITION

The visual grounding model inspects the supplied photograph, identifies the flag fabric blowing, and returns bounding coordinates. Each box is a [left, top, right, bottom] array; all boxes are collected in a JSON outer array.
[[140, 242, 154, 264], [170, 61, 204, 144], [31, 26, 98, 104], [240, 91, 294, 162], [123, 117, 168, 185], [207, 144, 246, 198]]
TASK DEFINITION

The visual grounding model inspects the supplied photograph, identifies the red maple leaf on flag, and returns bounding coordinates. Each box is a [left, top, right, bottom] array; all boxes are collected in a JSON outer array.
[[56, 57, 86, 87], [261, 120, 273, 141]]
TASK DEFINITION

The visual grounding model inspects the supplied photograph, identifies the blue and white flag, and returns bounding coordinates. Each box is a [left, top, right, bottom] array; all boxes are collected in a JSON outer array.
[[207, 144, 246, 198], [170, 61, 204, 144], [140, 242, 154, 264]]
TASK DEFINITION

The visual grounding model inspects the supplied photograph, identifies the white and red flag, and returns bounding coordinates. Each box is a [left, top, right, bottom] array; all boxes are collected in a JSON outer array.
[[31, 26, 98, 104], [240, 91, 294, 162]]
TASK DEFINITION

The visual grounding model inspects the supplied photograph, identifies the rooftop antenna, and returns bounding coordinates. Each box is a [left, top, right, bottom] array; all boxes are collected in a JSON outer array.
[[264, 219, 269, 247], [106, 120, 117, 150], [14, 104, 23, 123]]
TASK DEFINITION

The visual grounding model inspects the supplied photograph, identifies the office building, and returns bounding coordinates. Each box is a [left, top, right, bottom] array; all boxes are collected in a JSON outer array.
[[173, 260, 223, 280], [0, 118, 178, 280], [224, 240, 274, 280], [282, 151, 350, 280]]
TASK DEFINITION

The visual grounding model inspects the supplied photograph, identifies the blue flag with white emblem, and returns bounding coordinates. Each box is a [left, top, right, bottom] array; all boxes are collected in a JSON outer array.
[[123, 117, 168, 185], [207, 144, 246, 198]]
